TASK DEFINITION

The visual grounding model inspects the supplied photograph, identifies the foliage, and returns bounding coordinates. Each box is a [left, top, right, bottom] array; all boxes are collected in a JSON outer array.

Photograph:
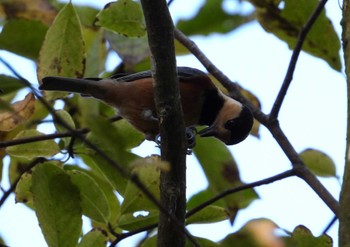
[[0, 0, 341, 247]]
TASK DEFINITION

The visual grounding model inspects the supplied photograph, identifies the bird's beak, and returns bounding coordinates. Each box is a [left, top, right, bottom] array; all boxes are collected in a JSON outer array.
[[197, 125, 218, 137]]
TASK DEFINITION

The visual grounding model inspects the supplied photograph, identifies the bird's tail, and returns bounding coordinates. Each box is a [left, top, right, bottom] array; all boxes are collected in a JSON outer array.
[[40, 77, 107, 99]]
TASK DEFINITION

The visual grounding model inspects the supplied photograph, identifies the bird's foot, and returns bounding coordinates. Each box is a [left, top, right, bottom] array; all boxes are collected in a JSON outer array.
[[154, 127, 197, 155]]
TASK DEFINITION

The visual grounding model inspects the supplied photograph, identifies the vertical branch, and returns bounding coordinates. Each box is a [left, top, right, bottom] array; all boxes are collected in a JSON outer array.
[[339, 0, 350, 245], [140, 1, 187, 247]]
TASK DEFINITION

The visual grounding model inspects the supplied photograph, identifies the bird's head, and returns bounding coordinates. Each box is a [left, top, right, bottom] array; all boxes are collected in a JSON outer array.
[[198, 95, 253, 145]]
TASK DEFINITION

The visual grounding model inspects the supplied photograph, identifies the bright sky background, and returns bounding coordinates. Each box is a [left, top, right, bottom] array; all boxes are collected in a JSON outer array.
[[0, 0, 346, 246]]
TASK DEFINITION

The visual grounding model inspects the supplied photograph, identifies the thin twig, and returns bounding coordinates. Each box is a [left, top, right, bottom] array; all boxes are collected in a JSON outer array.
[[109, 223, 157, 247], [323, 216, 337, 234], [186, 169, 295, 218], [0, 116, 123, 148], [0, 129, 88, 148], [269, 0, 329, 119]]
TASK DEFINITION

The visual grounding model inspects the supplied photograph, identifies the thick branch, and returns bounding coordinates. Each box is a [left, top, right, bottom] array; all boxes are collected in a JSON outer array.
[[339, 0, 350, 245], [140, 1, 188, 247]]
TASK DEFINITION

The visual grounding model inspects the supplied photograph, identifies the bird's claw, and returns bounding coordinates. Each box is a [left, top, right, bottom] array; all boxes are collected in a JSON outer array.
[[154, 127, 197, 155]]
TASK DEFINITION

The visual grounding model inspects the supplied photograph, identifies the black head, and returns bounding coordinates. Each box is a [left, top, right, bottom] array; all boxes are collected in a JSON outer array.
[[224, 105, 253, 145], [198, 99, 254, 145]]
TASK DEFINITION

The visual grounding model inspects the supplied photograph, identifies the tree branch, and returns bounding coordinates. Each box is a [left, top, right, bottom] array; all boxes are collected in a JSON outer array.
[[140, 1, 189, 247], [339, 0, 350, 243], [174, 11, 340, 216], [0, 116, 122, 148], [186, 169, 295, 218], [269, 0, 329, 119]]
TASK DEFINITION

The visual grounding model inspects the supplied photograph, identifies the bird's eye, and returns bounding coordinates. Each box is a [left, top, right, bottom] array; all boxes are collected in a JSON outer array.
[[224, 119, 236, 129]]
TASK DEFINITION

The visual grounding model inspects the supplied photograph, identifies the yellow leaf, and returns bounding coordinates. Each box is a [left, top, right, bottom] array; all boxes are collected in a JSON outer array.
[[0, 93, 35, 131], [2, 0, 57, 25]]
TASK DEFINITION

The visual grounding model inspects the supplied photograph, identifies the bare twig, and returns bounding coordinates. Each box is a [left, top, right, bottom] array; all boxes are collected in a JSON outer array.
[[0, 129, 87, 148], [269, 0, 329, 119], [109, 223, 157, 247], [0, 116, 123, 148], [186, 169, 295, 218], [322, 216, 337, 234]]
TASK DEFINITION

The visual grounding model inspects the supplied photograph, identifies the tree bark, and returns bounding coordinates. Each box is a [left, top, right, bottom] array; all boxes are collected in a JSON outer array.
[[339, 0, 350, 246], [140, 1, 187, 247]]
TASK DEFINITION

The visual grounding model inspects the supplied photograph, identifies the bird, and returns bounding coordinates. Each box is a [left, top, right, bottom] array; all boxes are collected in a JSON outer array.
[[40, 67, 253, 145]]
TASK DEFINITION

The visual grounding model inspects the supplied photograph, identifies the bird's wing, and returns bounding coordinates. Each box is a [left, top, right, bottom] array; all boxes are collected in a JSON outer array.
[[109, 67, 208, 83]]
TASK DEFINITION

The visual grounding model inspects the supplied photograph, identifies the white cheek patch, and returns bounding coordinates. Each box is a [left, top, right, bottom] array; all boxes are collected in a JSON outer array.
[[219, 94, 243, 123]]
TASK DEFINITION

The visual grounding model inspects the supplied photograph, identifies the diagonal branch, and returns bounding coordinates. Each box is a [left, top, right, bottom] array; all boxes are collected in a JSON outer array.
[[0, 116, 122, 148], [269, 0, 329, 119], [186, 169, 295, 218], [174, 7, 339, 216]]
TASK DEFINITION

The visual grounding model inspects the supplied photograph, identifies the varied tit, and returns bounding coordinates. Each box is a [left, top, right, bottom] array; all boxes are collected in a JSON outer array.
[[40, 67, 253, 145]]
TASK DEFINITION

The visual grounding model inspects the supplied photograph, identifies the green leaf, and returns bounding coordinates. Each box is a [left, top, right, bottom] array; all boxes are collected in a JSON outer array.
[[15, 172, 33, 206], [77, 229, 108, 247], [96, 0, 146, 37], [187, 189, 221, 210], [299, 148, 336, 177], [186, 205, 229, 225], [8, 157, 31, 185], [104, 30, 149, 69], [290, 225, 332, 247], [81, 115, 142, 194], [38, 2, 85, 80], [177, 0, 254, 36], [83, 28, 107, 77], [118, 209, 159, 231], [121, 157, 163, 214], [64, 165, 121, 225], [0, 19, 48, 60], [0, 75, 24, 95], [31, 162, 82, 247], [6, 129, 60, 159], [74, 5, 100, 27], [251, 0, 341, 71], [193, 137, 258, 220], [67, 170, 111, 223], [54, 109, 75, 147]]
